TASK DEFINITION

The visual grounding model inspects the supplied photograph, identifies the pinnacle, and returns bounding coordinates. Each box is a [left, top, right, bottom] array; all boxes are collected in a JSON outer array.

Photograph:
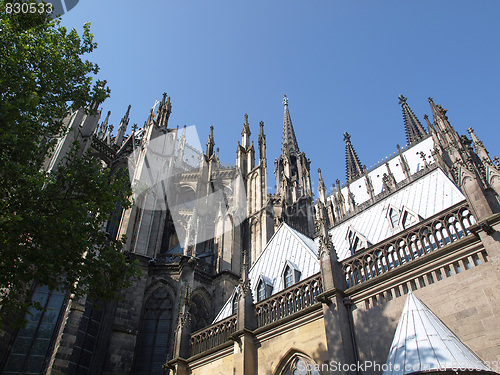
[[399, 95, 427, 145], [344, 132, 363, 182]]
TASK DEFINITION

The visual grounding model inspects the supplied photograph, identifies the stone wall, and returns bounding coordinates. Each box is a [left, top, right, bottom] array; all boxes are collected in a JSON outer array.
[[351, 226, 500, 375]]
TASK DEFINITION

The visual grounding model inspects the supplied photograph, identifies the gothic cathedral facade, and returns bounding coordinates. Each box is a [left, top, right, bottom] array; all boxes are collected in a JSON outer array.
[[1, 94, 500, 375]]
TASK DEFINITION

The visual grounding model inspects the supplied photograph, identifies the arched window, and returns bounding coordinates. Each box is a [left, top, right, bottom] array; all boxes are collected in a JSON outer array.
[[135, 288, 173, 375], [389, 208, 400, 228], [278, 354, 321, 375], [284, 266, 294, 288], [257, 280, 266, 302], [3, 285, 66, 374]]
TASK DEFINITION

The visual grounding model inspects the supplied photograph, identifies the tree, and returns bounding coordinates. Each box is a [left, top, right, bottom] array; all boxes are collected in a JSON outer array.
[[0, 1, 139, 326]]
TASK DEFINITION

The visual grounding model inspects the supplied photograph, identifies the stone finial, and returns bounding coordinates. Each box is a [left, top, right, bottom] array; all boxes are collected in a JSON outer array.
[[283, 94, 288, 106]]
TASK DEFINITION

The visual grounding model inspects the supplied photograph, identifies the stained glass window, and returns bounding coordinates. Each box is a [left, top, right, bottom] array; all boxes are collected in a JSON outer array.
[[3, 285, 65, 375]]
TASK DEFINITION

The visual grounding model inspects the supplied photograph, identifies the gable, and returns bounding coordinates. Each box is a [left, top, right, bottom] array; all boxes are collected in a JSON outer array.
[[213, 223, 319, 322]]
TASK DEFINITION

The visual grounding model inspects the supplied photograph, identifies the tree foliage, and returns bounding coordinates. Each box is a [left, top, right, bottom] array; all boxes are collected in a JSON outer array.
[[0, 1, 139, 326]]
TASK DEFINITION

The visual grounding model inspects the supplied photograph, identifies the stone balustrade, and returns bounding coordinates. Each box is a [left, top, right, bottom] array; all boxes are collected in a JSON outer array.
[[190, 314, 237, 356], [342, 201, 475, 287], [255, 274, 323, 328]]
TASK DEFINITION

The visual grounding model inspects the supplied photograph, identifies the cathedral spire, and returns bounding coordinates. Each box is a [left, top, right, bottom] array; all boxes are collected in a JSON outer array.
[[399, 95, 427, 145], [344, 132, 363, 182], [115, 105, 131, 147], [282, 95, 299, 154], [241, 113, 251, 149]]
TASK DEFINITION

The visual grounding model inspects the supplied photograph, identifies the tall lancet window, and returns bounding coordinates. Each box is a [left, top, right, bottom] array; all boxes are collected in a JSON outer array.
[[135, 288, 173, 375]]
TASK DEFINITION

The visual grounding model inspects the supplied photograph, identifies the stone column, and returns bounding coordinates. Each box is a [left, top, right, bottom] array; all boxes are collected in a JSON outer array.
[[317, 208, 358, 375], [232, 251, 257, 375]]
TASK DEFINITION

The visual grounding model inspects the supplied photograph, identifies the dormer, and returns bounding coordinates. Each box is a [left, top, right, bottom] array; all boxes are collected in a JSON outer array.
[[398, 206, 421, 230], [255, 275, 273, 302], [281, 261, 301, 289], [346, 226, 371, 255], [386, 205, 401, 230]]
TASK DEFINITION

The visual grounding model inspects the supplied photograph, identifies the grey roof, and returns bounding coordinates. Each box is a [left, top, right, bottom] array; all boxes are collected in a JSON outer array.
[[213, 222, 319, 322], [329, 167, 465, 261], [384, 293, 492, 375], [335, 137, 436, 209]]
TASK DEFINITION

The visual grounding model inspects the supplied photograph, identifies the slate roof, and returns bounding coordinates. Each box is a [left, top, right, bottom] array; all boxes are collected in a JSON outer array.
[[384, 293, 493, 375], [335, 137, 436, 209], [329, 167, 465, 261], [213, 222, 319, 322]]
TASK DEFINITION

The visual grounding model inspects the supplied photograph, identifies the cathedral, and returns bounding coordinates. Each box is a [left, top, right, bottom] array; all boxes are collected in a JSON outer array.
[[1, 93, 500, 375]]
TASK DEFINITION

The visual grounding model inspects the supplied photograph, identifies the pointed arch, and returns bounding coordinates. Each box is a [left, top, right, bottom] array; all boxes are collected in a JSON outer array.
[[281, 260, 301, 289], [273, 348, 322, 375], [190, 287, 211, 332], [255, 275, 273, 302]]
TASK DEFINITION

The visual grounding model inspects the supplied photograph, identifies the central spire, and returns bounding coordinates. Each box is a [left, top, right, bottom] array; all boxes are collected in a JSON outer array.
[[282, 95, 299, 154]]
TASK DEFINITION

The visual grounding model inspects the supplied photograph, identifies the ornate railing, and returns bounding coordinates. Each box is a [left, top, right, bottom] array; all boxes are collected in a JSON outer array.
[[342, 201, 475, 287], [255, 274, 323, 328], [190, 314, 237, 356]]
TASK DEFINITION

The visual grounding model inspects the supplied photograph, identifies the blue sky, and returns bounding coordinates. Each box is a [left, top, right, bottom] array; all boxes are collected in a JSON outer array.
[[60, 0, 500, 196]]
